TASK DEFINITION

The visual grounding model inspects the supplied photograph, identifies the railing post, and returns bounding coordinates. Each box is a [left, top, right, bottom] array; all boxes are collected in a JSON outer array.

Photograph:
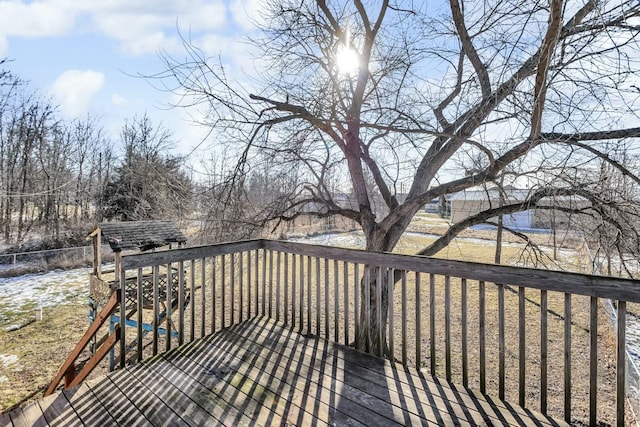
[[564, 293, 572, 423], [118, 254, 126, 368], [589, 296, 597, 426], [617, 301, 626, 427], [540, 289, 548, 414]]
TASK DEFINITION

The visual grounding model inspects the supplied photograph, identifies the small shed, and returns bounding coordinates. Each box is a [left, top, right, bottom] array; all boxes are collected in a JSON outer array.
[[87, 220, 187, 278], [86, 220, 188, 367], [87, 220, 187, 312]]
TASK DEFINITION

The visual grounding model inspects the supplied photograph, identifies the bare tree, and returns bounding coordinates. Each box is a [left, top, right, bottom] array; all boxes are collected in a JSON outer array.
[[153, 0, 640, 354]]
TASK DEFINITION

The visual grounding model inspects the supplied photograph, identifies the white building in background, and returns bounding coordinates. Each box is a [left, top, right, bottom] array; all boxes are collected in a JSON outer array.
[[448, 188, 586, 230]]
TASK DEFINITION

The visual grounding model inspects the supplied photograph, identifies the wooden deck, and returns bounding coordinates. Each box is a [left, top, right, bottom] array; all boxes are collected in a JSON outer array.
[[2, 317, 567, 426]]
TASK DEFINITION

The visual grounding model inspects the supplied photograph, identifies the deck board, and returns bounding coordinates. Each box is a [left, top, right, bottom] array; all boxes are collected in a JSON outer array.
[[3, 317, 568, 426]]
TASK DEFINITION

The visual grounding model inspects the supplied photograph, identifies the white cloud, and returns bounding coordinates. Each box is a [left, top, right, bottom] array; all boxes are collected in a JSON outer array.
[[85, 1, 228, 56], [0, 1, 75, 38], [49, 70, 105, 117], [111, 93, 128, 106], [0, 1, 229, 57], [230, 0, 264, 30]]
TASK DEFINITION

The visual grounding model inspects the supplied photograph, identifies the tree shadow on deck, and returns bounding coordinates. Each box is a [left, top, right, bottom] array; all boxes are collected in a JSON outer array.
[[17, 317, 567, 426]]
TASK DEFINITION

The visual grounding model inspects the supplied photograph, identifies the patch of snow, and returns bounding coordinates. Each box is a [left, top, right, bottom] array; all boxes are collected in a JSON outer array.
[[289, 232, 366, 248], [0, 354, 17, 367], [0, 267, 89, 326]]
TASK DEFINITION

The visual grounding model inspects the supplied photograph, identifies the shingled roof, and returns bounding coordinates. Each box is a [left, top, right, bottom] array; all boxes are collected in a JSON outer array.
[[89, 221, 187, 252]]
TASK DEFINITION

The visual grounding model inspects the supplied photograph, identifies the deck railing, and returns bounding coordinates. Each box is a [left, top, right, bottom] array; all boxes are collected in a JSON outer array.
[[116, 239, 640, 426]]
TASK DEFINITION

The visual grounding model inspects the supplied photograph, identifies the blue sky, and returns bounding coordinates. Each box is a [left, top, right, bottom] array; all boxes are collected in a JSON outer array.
[[0, 0, 261, 167]]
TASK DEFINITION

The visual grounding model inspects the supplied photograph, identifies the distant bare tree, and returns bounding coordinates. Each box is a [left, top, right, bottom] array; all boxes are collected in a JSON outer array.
[[154, 0, 640, 354]]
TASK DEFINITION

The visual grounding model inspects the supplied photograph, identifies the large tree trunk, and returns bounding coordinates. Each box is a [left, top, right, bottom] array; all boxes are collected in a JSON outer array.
[[356, 226, 406, 357]]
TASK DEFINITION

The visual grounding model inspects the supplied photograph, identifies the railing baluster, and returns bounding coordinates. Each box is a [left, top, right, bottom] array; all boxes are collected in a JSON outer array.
[[388, 268, 395, 363], [253, 249, 259, 317], [402, 270, 407, 365], [246, 252, 251, 321], [190, 259, 195, 342], [211, 257, 216, 333], [415, 272, 421, 369], [344, 261, 349, 345], [120, 265, 126, 368], [616, 300, 626, 427], [307, 255, 312, 335], [354, 263, 360, 350], [518, 286, 525, 407], [136, 268, 143, 361], [153, 265, 159, 356], [479, 280, 486, 394], [365, 266, 371, 353], [316, 257, 321, 336], [589, 296, 597, 425], [445, 275, 451, 382], [334, 259, 339, 343], [284, 252, 289, 325], [269, 250, 274, 318], [276, 251, 281, 322], [221, 255, 226, 329], [291, 253, 296, 328], [231, 253, 236, 325], [540, 289, 548, 414], [239, 252, 244, 323], [261, 250, 267, 316], [299, 255, 305, 331], [377, 266, 383, 358], [498, 282, 505, 401], [165, 262, 172, 352], [564, 292, 572, 423], [178, 261, 185, 345], [461, 278, 468, 388], [200, 258, 206, 337], [430, 273, 436, 377], [325, 258, 330, 339]]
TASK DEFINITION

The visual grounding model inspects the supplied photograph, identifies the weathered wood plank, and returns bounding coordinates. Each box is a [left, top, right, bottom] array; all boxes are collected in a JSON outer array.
[[7, 409, 29, 427], [0, 411, 12, 427], [185, 321, 421, 426], [114, 360, 224, 426], [208, 318, 558, 427], [63, 382, 118, 426], [225, 320, 555, 424], [122, 240, 262, 270], [18, 317, 571, 427], [221, 318, 556, 427], [134, 347, 259, 426], [155, 322, 367, 426], [36, 391, 82, 426], [9, 401, 53, 427], [84, 368, 152, 426], [147, 319, 394, 426]]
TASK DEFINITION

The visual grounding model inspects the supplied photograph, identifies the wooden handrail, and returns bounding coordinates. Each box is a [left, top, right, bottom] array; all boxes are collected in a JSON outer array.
[[44, 291, 119, 396], [120, 238, 640, 302]]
